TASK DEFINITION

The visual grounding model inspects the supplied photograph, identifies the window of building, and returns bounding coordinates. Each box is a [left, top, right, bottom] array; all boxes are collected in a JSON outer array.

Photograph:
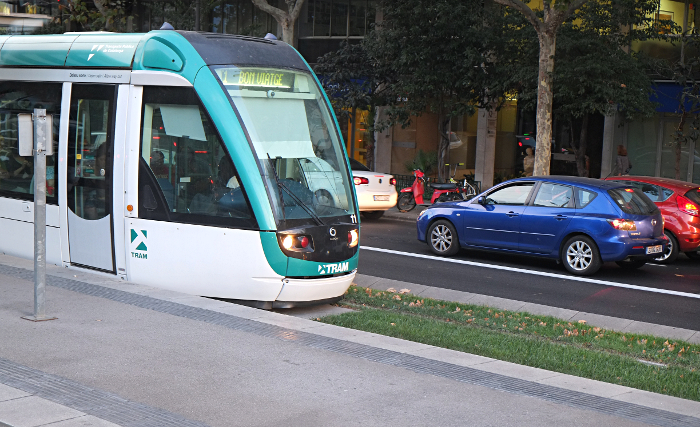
[[138, 86, 257, 229], [304, 0, 375, 38], [0, 82, 61, 203]]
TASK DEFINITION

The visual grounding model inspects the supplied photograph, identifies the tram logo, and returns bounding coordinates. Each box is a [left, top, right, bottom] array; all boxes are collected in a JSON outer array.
[[318, 262, 349, 275], [130, 229, 148, 259]]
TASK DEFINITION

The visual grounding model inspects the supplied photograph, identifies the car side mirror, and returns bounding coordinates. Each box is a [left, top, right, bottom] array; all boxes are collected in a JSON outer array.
[[477, 196, 486, 204]]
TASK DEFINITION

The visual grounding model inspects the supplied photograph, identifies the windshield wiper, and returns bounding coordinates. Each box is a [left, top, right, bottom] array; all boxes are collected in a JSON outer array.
[[267, 155, 324, 226]]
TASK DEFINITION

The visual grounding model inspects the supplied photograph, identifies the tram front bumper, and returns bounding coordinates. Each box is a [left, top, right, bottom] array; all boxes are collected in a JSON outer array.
[[273, 270, 357, 308]]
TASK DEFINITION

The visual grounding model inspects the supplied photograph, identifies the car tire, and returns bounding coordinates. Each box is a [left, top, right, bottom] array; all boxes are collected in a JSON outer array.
[[427, 220, 460, 256], [685, 250, 700, 260], [616, 259, 647, 269], [397, 193, 416, 212], [561, 235, 601, 276], [362, 211, 384, 220], [653, 230, 678, 264]]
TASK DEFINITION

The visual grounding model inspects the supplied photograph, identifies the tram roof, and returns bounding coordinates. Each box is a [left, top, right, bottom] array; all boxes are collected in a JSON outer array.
[[0, 30, 307, 74]]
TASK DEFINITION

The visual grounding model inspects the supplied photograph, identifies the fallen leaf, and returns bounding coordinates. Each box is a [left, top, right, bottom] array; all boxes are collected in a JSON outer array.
[[578, 320, 587, 324], [399, 288, 411, 294], [386, 288, 396, 293]]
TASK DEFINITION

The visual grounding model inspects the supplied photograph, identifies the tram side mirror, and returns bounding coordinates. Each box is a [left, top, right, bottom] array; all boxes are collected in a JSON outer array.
[[18, 113, 53, 156]]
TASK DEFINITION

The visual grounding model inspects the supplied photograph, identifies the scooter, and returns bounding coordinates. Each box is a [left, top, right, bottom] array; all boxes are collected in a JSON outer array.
[[397, 167, 469, 212]]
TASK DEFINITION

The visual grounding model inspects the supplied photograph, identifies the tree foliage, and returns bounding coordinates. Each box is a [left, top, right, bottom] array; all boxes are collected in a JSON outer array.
[[498, 0, 664, 176], [66, 0, 135, 32], [314, 41, 392, 170], [361, 0, 509, 181], [652, 30, 700, 180]]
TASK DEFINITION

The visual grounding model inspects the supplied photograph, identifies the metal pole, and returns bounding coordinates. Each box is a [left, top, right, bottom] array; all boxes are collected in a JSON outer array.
[[22, 109, 56, 322], [195, 0, 201, 31]]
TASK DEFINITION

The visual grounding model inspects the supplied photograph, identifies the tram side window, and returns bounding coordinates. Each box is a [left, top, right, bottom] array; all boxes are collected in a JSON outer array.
[[0, 83, 61, 203], [139, 86, 257, 229]]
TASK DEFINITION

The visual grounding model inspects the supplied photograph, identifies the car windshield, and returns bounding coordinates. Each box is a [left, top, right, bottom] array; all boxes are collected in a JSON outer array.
[[212, 66, 355, 227], [608, 187, 659, 215]]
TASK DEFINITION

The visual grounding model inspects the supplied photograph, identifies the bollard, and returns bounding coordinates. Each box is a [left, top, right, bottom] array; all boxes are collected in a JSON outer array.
[[21, 109, 57, 322]]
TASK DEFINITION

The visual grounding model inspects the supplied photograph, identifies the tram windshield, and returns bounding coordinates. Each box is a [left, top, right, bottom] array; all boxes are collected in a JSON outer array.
[[212, 66, 355, 227]]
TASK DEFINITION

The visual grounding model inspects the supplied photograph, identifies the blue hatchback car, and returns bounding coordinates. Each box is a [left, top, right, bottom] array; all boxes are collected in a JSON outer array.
[[417, 176, 667, 275]]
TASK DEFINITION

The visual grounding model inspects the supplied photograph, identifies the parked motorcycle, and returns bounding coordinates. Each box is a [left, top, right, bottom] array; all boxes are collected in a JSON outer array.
[[397, 167, 476, 212]]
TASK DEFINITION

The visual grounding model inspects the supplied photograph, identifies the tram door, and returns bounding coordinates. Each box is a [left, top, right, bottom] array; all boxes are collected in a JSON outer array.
[[66, 85, 116, 272]]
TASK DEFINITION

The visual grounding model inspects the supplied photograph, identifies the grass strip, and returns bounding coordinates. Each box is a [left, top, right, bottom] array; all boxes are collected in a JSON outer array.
[[317, 286, 700, 402]]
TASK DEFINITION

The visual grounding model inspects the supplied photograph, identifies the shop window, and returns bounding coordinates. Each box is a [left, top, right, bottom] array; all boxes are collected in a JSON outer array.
[[0, 82, 61, 204], [138, 86, 257, 229]]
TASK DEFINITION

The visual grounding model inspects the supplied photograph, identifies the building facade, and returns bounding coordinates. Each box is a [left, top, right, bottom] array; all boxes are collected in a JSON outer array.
[[7, 0, 698, 187]]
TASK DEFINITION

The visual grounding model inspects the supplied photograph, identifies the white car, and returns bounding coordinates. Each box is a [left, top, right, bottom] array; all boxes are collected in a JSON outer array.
[[349, 158, 398, 220]]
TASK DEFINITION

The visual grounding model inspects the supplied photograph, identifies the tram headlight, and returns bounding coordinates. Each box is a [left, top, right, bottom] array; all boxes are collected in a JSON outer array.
[[282, 235, 294, 250], [279, 233, 314, 253], [348, 229, 359, 248]]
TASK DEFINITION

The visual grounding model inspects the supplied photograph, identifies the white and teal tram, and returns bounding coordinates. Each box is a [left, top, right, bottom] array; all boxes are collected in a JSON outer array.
[[0, 30, 359, 308]]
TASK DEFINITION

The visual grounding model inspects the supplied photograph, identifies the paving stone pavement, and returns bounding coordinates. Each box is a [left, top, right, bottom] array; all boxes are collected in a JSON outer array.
[[1, 253, 699, 427]]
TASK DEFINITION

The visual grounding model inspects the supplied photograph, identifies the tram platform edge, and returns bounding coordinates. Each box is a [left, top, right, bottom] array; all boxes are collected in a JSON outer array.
[[0, 253, 699, 427]]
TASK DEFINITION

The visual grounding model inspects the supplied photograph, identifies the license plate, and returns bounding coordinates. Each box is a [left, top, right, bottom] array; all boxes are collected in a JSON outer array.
[[373, 195, 390, 201], [646, 245, 662, 254]]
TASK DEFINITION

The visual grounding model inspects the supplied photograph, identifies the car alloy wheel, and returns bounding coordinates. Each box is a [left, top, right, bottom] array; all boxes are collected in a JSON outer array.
[[427, 220, 460, 256], [566, 240, 592, 271], [562, 235, 601, 275], [653, 230, 678, 264]]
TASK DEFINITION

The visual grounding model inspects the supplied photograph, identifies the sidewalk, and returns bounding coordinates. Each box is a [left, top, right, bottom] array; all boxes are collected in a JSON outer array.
[[1, 253, 699, 427], [377, 205, 423, 222]]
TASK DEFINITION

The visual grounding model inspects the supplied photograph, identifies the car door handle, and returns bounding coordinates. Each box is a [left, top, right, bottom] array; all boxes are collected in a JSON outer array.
[[555, 214, 567, 221], [506, 211, 519, 217]]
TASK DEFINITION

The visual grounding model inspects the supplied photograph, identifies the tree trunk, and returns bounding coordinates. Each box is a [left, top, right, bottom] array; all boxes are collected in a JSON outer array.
[[249, 0, 305, 47], [534, 31, 555, 176], [576, 114, 589, 177], [366, 105, 376, 171], [281, 17, 295, 45], [437, 116, 450, 182], [675, 112, 686, 180]]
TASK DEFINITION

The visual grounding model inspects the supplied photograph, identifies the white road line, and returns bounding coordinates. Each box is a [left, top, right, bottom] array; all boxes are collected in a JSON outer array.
[[362, 246, 700, 300]]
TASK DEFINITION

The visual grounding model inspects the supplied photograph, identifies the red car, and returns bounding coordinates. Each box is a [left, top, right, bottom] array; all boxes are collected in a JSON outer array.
[[605, 176, 700, 263]]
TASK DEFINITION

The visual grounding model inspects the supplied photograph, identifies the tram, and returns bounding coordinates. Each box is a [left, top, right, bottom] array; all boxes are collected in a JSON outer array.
[[0, 30, 359, 308]]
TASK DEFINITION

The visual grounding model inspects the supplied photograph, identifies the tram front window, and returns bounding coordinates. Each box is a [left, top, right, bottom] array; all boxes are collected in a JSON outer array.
[[213, 66, 355, 226], [138, 86, 256, 229]]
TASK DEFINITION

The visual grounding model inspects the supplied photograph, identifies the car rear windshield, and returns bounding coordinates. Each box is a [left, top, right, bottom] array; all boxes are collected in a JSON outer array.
[[684, 188, 700, 205], [349, 158, 370, 171], [607, 188, 659, 215]]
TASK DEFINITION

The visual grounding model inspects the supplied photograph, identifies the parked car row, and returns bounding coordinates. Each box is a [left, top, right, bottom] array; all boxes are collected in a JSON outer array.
[[416, 176, 682, 276]]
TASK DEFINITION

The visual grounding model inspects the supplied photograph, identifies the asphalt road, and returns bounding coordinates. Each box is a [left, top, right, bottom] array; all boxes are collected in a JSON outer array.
[[358, 217, 700, 331]]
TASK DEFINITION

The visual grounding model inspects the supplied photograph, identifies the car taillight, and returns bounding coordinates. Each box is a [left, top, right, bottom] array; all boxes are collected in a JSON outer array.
[[354, 177, 369, 185], [390, 178, 396, 186], [677, 195, 699, 216], [607, 218, 637, 231]]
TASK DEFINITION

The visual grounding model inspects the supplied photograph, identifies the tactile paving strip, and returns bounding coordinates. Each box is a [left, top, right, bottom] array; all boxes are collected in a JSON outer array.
[[1, 264, 699, 427]]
